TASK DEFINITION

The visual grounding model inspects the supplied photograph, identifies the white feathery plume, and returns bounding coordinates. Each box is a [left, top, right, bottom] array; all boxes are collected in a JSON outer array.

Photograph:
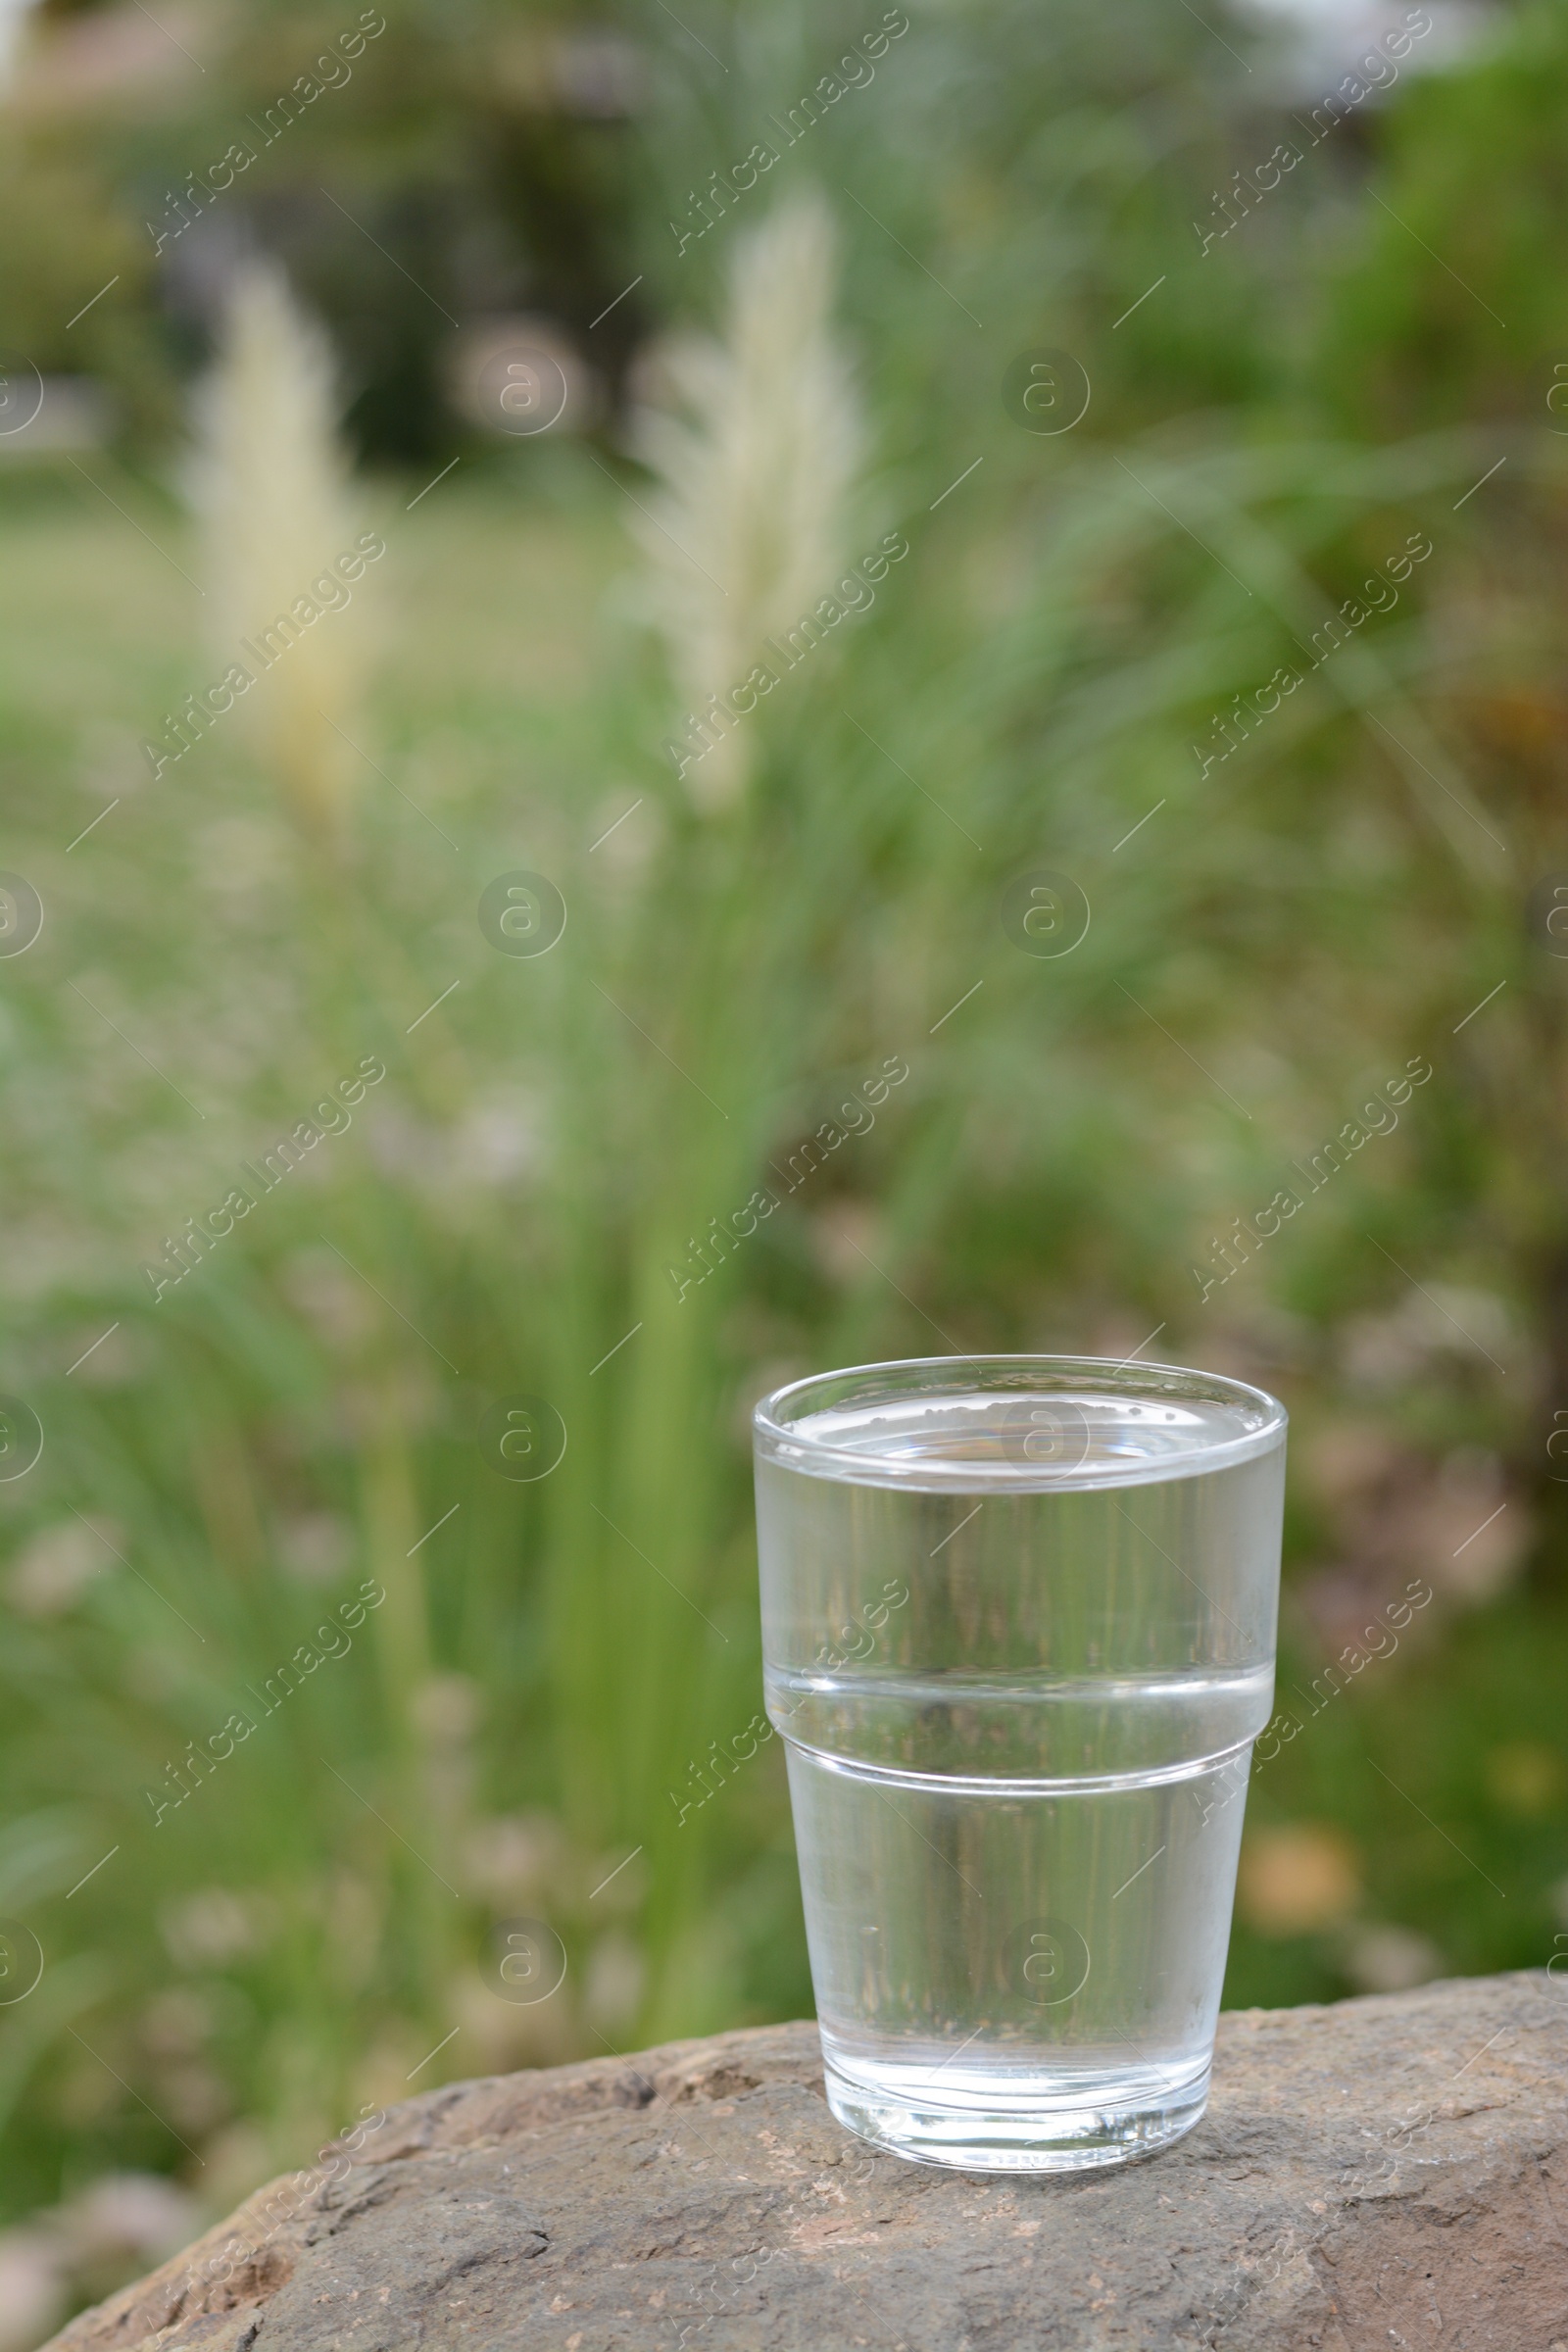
[[195, 261, 369, 848], [632, 188, 861, 811]]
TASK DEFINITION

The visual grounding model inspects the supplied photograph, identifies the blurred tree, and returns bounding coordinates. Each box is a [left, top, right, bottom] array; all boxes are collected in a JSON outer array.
[[7, 0, 651, 456], [1318, 0, 1568, 437]]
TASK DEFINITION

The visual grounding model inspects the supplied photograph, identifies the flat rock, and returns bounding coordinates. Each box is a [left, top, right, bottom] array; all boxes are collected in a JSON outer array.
[[44, 1970, 1568, 2351]]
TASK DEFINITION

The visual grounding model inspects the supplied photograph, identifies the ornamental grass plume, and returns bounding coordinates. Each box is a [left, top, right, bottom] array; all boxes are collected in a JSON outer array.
[[632, 186, 861, 810], [195, 260, 373, 851]]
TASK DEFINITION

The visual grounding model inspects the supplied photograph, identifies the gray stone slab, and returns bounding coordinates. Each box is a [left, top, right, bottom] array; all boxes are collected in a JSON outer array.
[[43, 1970, 1568, 2351]]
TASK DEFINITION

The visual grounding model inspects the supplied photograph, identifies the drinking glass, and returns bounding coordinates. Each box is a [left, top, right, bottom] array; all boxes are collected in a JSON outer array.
[[753, 1354, 1287, 2173]]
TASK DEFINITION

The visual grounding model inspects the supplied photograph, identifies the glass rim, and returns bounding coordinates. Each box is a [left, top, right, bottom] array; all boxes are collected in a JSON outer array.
[[752, 1351, 1288, 1492]]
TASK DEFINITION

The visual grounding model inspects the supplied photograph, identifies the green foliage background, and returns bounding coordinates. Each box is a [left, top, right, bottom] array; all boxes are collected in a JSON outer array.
[[1, 0, 1566, 2317]]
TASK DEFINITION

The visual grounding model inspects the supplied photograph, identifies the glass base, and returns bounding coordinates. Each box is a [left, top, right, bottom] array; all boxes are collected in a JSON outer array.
[[821, 2047, 1210, 2174]]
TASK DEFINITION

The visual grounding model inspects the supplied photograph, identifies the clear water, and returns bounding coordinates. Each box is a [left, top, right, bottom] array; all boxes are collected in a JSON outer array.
[[756, 1381, 1286, 2171]]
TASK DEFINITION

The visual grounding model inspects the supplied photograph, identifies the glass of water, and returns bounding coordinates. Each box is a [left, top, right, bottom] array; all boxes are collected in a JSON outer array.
[[753, 1354, 1287, 2173]]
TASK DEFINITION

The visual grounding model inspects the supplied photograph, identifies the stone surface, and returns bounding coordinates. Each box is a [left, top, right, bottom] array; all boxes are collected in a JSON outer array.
[[44, 1971, 1568, 2352]]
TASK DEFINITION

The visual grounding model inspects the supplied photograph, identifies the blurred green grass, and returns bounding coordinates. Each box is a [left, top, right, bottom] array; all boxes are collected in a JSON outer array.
[[0, 442, 1562, 2230], [2, 0, 1568, 2333]]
